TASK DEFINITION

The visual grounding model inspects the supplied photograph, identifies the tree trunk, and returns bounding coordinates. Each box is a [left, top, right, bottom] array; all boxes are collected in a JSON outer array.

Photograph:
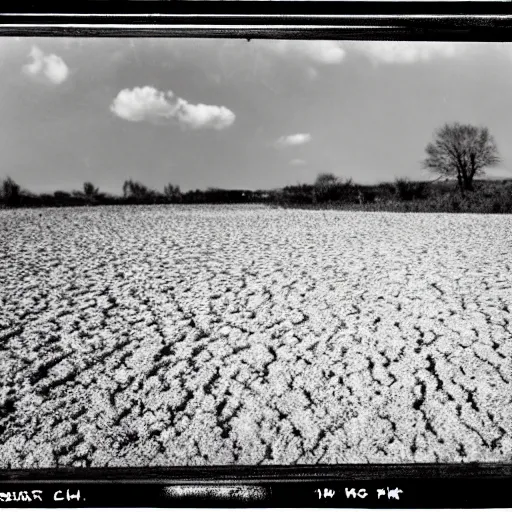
[[463, 175, 474, 192], [456, 174, 465, 197]]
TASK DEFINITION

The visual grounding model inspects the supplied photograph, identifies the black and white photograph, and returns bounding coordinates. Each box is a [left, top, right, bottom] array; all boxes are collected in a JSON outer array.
[[1, 36, 511, 471]]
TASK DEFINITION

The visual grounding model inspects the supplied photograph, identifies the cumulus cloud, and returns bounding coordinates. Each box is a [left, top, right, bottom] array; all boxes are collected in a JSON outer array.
[[275, 133, 312, 148], [348, 41, 467, 65], [22, 46, 69, 85], [110, 86, 235, 130], [258, 40, 346, 65]]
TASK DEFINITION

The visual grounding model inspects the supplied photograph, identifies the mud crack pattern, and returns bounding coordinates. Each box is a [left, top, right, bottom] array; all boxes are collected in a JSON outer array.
[[1, 205, 511, 467]]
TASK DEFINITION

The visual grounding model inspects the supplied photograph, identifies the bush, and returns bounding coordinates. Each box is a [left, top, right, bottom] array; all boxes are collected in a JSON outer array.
[[54, 191, 71, 199], [357, 189, 377, 204], [313, 173, 356, 203], [394, 178, 428, 201], [276, 184, 315, 205]]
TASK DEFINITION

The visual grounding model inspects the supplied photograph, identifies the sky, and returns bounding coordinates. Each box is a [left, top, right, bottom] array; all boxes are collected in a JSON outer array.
[[1, 37, 512, 194]]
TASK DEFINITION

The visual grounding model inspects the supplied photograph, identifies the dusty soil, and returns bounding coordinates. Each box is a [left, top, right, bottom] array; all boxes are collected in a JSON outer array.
[[1, 205, 511, 467]]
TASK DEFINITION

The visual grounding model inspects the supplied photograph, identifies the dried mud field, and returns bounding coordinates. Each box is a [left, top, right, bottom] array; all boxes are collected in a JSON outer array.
[[1, 205, 511, 468]]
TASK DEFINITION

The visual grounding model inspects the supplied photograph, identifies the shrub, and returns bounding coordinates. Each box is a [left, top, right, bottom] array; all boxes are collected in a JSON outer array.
[[357, 189, 376, 204], [394, 178, 428, 201], [54, 191, 71, 199], [269, 184, 315, 205], [313, 174, 356, 203]]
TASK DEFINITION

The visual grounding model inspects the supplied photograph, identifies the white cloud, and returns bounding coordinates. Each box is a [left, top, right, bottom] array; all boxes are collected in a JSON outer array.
[[110, 86, 235, 130], [258, 40, 346, 65], [347, 42, 468, 65], [175, 100, 235, 130], [290, 159, 306, 166], [276, 133, 312, 148], [110, 87, 173, 123], [22, 46, 69, 85]]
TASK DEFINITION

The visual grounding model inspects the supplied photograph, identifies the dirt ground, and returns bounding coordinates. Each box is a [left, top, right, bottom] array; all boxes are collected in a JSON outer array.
[[1, 205, 511, 467]]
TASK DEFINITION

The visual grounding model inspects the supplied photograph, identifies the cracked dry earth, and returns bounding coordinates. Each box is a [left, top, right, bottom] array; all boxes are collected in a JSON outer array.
[[1, 205, 511, 468]]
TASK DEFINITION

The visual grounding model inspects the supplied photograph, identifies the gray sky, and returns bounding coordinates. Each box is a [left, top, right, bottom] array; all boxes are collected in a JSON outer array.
[[1, 38, 512, 194]]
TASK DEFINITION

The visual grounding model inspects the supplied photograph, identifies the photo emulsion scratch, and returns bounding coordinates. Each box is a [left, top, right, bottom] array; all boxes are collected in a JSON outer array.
[[0, 38, 511, 469]]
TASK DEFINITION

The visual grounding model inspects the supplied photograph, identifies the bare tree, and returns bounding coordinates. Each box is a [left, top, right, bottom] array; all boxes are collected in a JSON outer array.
[[122, 179, 131, 199], [123, 179, 151, 199], [164, 183, 182, 203], [423, 123, 500, 195], [83, 182, 99, 197], [1, 177, 21, 206]]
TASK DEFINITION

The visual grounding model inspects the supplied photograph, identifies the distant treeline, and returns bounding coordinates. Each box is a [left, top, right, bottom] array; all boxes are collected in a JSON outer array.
[[274, 174, 512, 214], [2, 174, 512, 213], [0, 178, 271, 208]]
